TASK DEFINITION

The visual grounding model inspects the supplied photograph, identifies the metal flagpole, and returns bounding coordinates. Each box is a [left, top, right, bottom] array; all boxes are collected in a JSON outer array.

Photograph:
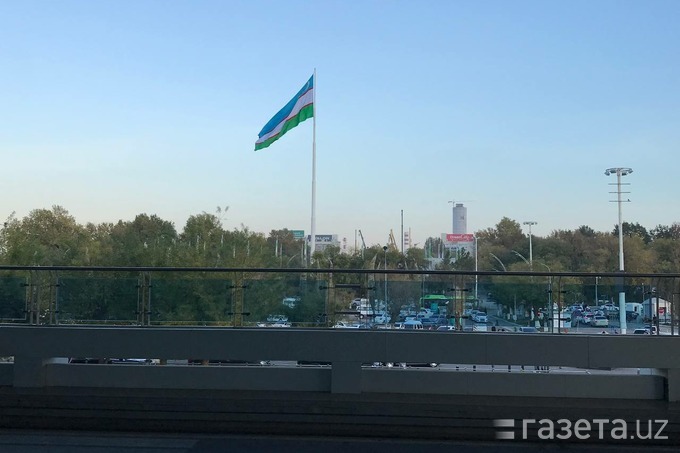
[[310, 68, 317, 263]]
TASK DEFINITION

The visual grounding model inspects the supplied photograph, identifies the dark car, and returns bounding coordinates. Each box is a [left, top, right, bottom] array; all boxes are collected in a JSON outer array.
[[431, 315, 449, 325], [419, 318, 438, 329], [518, 327, 539, 333]]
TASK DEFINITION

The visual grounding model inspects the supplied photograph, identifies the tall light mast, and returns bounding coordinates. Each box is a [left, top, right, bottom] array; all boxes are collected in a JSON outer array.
[[605, 167, 633, 334]]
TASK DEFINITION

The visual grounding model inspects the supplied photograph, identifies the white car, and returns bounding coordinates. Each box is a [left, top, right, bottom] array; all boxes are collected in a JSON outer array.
[[266, 314, 288, 323], [403, 320, 424, 330], [436, 325, 457, 332], [590, 315, 609, 327], [473, 313, 488, 323]]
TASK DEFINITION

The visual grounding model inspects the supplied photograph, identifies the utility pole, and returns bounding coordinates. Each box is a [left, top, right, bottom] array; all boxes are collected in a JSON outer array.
[[522, 221, 537, 268], [605, 167, 633, 334]]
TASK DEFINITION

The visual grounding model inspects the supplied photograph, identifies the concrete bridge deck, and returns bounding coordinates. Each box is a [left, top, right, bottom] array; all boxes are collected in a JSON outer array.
[[1, 326, 679, 446]]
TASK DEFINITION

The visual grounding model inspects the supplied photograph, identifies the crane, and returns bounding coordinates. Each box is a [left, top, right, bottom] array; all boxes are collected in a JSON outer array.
[[388, 229, 399, 252], [358, 229, 366, 258]]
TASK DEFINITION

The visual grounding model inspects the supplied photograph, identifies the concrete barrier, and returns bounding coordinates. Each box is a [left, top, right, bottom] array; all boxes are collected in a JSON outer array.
[[0, 326, 678, 401]]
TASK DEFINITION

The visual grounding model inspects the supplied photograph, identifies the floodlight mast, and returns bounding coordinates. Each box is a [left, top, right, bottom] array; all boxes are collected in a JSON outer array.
[[605, 167, 632, 334], [522, 221, 537, 268]]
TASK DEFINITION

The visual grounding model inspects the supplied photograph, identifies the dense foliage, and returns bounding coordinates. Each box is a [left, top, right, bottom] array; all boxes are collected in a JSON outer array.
[[1, 207, 678, 324]]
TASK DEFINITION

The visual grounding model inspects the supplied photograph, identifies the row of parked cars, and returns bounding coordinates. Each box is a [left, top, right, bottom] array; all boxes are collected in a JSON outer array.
[[570, 305, 611, 327]]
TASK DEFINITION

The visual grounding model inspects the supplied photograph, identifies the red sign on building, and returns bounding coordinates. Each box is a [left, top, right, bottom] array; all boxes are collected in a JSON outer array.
[[446, 234, 475, 242]]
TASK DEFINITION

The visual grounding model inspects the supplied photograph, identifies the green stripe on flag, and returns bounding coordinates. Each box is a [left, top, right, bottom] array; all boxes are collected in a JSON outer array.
[[255, 104, 314, 151]]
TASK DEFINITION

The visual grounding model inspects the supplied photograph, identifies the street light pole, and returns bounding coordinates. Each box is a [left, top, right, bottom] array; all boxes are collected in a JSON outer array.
[[672, 293, 679, 337], [523, 221, 537, 268], [512, 250, 530, 266], [474, 235, 478, 302], [383, 246, 388, 308], [536, 261, 552, 332], [605, 167, 633, 334], [489, 253, 507, 272]]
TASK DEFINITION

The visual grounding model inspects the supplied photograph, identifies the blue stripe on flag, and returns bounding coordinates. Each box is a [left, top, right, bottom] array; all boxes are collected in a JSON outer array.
[[258, 76, 314, 138]]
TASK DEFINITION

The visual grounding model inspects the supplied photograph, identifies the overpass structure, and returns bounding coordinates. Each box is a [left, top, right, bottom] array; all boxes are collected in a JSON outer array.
[[0, 326, 679, 445], [0, 265, 679, 445]]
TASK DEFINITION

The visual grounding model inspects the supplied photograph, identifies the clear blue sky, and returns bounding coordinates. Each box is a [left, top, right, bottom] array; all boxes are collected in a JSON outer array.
[[1, 0, 678, 248]]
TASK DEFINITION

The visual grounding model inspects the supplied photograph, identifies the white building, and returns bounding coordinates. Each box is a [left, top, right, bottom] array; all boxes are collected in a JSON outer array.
[[642, 297, 672, 322], [452, 203, 467, 234]]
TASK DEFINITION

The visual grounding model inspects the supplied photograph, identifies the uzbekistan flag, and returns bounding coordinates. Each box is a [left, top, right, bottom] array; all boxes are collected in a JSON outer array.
[[255, 75, 314, 151]]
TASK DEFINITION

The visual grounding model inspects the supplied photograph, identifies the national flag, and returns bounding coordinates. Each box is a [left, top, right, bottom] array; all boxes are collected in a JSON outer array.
[[255, 75, 314, 151]]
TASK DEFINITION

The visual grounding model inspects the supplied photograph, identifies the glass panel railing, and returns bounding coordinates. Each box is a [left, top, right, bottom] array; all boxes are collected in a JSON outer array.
[[150, 274, 232, 326], [0, 274, 27, 322], [243, 273, 327, 327], [0, 267, 674, 334], [57, 275, 138, 325]]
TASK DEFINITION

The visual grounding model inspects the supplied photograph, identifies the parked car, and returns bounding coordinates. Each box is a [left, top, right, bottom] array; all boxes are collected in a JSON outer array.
[[373, 314, 391, 324], [472, 312, 488, 323], [267, 314, 288, 323], [518, 326, 538, 333], [590, 316, 609, 327], [333, 321, 361, 329], [632, 328, 650, 335], [626, 311, 639, 321], [493, 326, 514, 332], [403, 320, 424, 330], [419, 318, 438, 329], [644, 324, 658, 335], [431, 314, 448, 325], [436, 325, 457, 332], [391, 362, 439, 368]]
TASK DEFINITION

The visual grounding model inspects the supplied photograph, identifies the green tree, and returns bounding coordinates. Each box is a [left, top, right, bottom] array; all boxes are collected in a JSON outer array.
[[477, 217, 524, 250], [107, 214, 178, 266], [0, 206, 89, 265], [267, 229, 305, 266], [651, 223, 680, 241], [614, 222, 651, 244]]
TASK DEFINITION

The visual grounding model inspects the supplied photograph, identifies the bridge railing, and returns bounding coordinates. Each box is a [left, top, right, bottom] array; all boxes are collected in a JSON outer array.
[[0, 266, 678, 331], [0, 265, 679, 402]]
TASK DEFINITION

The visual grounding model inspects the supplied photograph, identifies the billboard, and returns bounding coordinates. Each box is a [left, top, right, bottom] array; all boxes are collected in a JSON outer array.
[[446, 233, 475, 243]]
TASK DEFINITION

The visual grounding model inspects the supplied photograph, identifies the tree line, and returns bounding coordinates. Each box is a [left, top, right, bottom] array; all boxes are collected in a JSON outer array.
[[2, 207, 679, 272], [1, 207, 678, 324]]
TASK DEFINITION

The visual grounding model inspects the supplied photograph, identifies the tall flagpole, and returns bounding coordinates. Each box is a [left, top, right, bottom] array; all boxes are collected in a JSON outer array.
[[310, 68, 317, 263]]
